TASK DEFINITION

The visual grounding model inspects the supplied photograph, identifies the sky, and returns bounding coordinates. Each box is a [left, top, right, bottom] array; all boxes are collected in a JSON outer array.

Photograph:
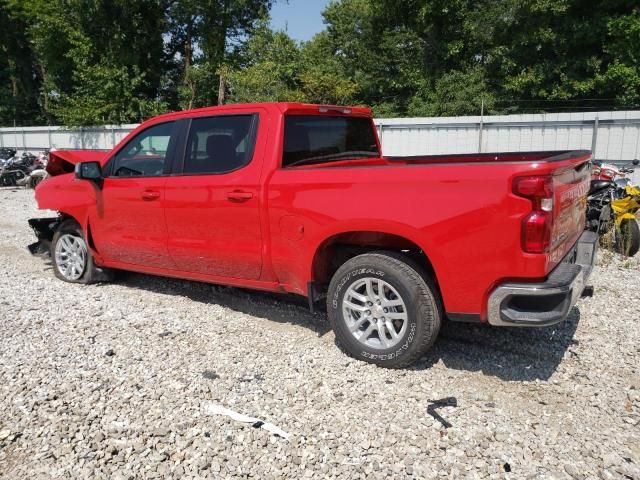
[[270, 0, 332, 42]]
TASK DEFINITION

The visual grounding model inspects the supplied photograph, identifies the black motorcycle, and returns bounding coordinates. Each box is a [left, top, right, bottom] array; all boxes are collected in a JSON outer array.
[[0, 148, 16, 161], [0, 152, 35, 186], [586, 179, 616, 235]]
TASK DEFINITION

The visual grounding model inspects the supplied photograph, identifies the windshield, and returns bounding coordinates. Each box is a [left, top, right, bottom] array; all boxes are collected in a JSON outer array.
[[282, 115, 379, 168]]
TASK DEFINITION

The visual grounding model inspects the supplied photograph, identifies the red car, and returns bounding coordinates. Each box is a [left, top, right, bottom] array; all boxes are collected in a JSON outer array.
[[29, 103, 597, 368]]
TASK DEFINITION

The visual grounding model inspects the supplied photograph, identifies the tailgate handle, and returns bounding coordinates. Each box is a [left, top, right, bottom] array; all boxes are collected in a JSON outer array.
[[226, 190, 253, 202]]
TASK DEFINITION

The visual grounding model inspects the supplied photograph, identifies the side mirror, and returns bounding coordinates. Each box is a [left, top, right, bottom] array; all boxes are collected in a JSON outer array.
[[75, 161, 102, 181]]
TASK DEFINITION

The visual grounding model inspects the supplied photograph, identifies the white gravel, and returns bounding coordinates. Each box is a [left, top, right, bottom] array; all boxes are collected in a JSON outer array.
[[0, 187, 639, 479]]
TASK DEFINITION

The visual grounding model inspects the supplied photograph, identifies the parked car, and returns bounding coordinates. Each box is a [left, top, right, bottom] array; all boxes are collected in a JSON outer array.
[[28, 103, 597, 368]]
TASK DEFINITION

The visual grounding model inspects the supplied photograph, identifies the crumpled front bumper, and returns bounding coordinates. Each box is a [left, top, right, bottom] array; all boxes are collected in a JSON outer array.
[[27, 217, 60, 257], [487, 231, 598, 327]]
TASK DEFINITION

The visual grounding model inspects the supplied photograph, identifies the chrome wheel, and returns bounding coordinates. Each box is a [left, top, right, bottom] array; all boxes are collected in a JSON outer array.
[[54, 234, 87, 281], [342, 277, 408, 350]]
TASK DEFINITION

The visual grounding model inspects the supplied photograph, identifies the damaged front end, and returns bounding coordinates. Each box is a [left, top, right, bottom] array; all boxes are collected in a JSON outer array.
[[27, 217, 61, 257]]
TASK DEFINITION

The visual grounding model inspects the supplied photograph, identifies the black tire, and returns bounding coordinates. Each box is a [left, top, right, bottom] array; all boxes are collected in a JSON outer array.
[[327, 251, 442, 368], [1, 173, 16, 186], [29, 175, 42, 188], [50, 220, 114, 284], [615, 219, 640, 257]]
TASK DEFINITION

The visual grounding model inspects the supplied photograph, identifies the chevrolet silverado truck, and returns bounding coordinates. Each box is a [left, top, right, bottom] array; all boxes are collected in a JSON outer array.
[[28, 103, 597, 368]]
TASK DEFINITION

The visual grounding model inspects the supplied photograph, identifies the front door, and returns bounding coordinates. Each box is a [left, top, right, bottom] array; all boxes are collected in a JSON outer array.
[[164, 113, 264, 279], [90, 121, 177, 269]]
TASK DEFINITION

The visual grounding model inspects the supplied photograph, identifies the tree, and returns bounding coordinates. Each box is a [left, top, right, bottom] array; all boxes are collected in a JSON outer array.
[[224, 24, 358, 105], [0, 1, 44, 125], [224, 24, 304, 102], [596, 10, 640, 107], [165, 0, 274, 109], [1, 0, 639, 126]]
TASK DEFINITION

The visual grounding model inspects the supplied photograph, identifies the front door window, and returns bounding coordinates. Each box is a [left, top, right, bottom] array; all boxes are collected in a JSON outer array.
[[110, 122, 175, 177]]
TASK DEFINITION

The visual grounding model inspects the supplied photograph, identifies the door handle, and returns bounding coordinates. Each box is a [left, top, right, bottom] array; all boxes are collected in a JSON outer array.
[[226, 190, 253, 202], [141, 190, 161, 201]]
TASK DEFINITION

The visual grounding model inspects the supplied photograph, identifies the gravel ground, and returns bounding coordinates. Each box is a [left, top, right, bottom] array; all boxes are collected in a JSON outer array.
[[0, 187, 639, 480]]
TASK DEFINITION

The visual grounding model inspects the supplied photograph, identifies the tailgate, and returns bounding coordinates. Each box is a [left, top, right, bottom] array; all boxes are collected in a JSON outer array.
[[548, 160, 591, 267]]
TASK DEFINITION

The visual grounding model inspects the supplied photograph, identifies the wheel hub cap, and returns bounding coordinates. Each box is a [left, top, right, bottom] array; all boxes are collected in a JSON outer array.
[[54, 234, 87, 281], [342, 277, 408, 350]]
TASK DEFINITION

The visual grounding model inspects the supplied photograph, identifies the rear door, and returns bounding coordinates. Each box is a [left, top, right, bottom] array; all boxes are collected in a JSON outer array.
[[91, 121, 177, 268], [164, 112, 264, 279]]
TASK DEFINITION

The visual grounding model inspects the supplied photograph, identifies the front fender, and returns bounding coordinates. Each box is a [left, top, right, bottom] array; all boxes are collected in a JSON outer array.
[[615, 212, 638, 226]]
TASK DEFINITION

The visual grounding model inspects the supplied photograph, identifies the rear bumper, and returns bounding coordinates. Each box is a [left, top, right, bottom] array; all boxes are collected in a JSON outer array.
[[487, 231, 598, 327]]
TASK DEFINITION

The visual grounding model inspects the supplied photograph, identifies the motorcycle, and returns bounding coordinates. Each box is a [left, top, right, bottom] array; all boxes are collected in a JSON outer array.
[[610, 183, 640, 257], [592, 159, 638, 181], [586, 161, 640, 257], [0, 160, 29, 186], [586, 179, 616, 235], [0, 148, 16, 161], [0, 151, 39, 187]]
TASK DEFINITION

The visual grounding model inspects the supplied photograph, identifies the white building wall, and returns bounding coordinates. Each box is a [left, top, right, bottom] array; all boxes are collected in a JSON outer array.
[[1, 111, 639, 165], [375, 111, 640, 163]]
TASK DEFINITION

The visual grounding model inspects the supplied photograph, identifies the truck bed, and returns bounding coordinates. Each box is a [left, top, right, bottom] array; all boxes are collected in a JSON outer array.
[[387, 150, 591, 165]]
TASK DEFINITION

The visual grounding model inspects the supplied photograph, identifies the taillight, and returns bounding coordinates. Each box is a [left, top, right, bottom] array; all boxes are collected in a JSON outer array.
[[513, 175, 554, 253]]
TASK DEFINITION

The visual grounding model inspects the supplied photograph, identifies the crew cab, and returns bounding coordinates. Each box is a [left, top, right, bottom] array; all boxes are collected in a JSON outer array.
[[28, 103, 597, 368]]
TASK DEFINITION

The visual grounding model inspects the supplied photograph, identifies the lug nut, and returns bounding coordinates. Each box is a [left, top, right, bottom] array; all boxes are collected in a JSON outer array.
[[383, 308, 388, 313], [365, 310, 371, 316], [367, 301, 373, 306]]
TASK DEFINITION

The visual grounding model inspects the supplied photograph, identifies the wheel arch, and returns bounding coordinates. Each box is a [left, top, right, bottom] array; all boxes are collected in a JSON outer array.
[[310, 230, 439, 292]]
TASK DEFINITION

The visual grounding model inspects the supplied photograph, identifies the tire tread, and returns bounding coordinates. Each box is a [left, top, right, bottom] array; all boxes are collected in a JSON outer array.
[[327, 250, 442, 368]]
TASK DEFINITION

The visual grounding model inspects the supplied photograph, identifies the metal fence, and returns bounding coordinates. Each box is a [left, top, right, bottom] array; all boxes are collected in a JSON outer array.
[[374, 110, 640, 163], [0, 124, 137, 152], [2, 110, 640, 171]]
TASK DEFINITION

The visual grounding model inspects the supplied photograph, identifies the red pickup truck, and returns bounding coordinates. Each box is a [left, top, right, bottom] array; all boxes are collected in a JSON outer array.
[[28, 103, 597, 368]]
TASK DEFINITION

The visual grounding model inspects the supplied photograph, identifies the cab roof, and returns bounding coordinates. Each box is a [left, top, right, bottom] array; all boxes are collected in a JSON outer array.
[[147, 102, 372, 124]]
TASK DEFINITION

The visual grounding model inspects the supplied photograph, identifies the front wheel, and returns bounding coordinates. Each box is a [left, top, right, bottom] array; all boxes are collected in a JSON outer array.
[[50, 220, 114, 283], [615, 218, 640, 257], [327, 251, 442, 368]]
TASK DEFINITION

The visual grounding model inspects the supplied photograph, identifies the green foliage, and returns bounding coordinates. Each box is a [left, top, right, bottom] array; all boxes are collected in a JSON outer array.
[[225, 25, 304, 102], [54, 63, 167, 126], [0, 0, 638, 126], [224, 25, 359, 104], [166, 0, 274, 109], [408, 68, 495, 117]]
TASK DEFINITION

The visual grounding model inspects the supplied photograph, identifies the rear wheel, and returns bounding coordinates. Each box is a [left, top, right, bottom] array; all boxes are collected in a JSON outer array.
[[29, 175, 44, 188], [615, 218, 640, 257], [50, 220, 114, 283], [1, 172, 16, 186], [327, 251, 442, 368]]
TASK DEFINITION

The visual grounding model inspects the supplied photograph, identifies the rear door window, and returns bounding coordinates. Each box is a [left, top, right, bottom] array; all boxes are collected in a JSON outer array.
[[182, 115, 258, 175], [282, 116, 379, 168]]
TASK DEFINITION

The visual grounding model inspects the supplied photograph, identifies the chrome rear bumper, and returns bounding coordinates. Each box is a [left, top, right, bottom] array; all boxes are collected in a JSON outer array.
[[487, 231, 598, 327]]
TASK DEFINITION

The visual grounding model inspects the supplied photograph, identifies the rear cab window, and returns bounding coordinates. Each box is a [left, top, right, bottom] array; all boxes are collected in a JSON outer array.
[[282, 115, 379, 168]]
